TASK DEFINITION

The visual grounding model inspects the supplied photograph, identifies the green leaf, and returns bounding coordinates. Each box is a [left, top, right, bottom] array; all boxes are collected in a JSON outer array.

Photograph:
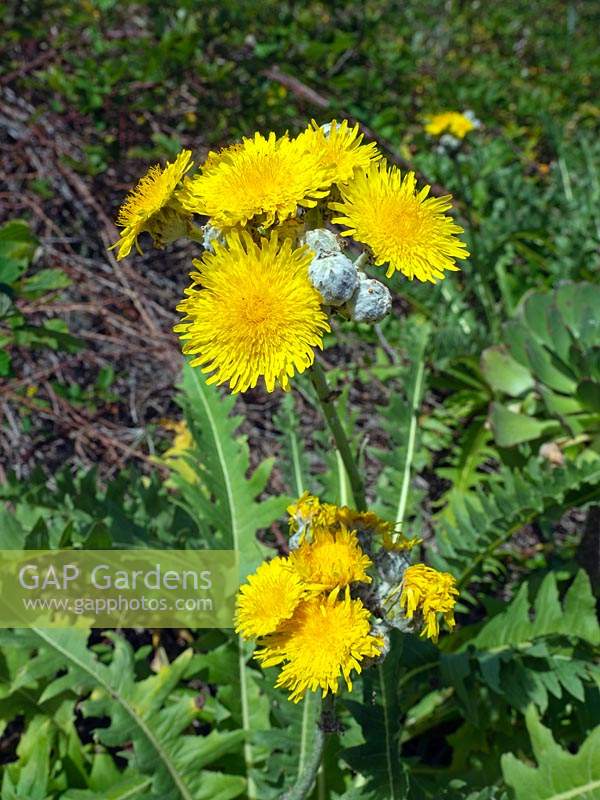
[[481, 346, 534, 396], [176, 363, 286, 578], [489, 402, 560, 447], [63, 774, 153, 799], [20, 268, 72, 297], [2, 628, 246, 800], [474, 571, 600, 649], [502, 707, 600, 799], [433, 457, 600, 585], [0, 220, 38, 267], [343, 633, 409, 798]]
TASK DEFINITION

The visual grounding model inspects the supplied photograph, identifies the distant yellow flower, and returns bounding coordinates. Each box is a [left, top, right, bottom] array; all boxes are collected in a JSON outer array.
[[174, 232, 330, 394], [255, 592, 383, 702], [330, 164, 469, 283], [178, 132, 332, 229], [399, 564, 459, 641], [161, 419, 196, 483], [162, 419, 193, 457], [289, 526, 372, 590], [424, 111, 475, 139], [112, 150, 193, 259], [235, 558, 306, 639], [298, 119, 381, 185]]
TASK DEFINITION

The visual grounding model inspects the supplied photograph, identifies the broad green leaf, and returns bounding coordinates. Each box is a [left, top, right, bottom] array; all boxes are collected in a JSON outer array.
[[502, 707, 600, 799], [489, 402, 560, 446], [481, 345, 534, 396]]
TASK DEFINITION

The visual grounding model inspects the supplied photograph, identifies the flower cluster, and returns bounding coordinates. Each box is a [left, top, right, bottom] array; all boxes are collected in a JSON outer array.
[[112, 120, 469, 395], [237, 494, 459, 702]]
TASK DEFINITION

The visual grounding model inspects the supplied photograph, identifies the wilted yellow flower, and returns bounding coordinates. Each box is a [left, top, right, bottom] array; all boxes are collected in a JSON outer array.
[[330, 164, 469, 283], [235, 557, 307, 639], [298, 119, 381, 186], [178, 132, 332, 229], [289, 526, 372, 590], [255, 592, 383, 702], [424, 111, 474, 139], [382, 530, 423, 551], [111, 150, 193, 260], [287, 492, 339, 540], [336, 507, 395, 538], [399, 564, 459, 641], [174, 232, 330, 394]]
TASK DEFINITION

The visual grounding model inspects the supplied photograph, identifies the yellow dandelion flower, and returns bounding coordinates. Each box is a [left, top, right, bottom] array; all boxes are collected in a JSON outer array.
[[289, 526, 372, 590], [330, 164, 469, 283], [424, 111, 475, 139], [298, 119, 381, 185], [178, 132, 332, 229], [399, 563, 459, 642], [174, 232, 330, 394], [255, 592, 383, 702], [235, 557, 306, 639], [112, 150, 193, 260]]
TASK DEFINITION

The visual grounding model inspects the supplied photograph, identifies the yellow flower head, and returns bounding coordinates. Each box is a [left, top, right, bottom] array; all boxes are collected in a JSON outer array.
[[336, 507, 395, 538], [235, 557, 306, 639], [399, 564, 459, 642], [289, 526, 372, 591], [382, 530, 423, 552], [424, 111, 475, 139], [287, 492, 339, 541], [331, 164, 469, 283], [178, 132, 332, 229], [298, 119, 381, 185], [255, 592, 383, 702], [112, 150, 193, 260], [174, 232, 330, 394]]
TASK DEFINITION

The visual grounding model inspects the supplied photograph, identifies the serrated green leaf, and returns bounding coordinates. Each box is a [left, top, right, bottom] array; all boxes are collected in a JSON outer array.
[[502, 707, 600, 799]]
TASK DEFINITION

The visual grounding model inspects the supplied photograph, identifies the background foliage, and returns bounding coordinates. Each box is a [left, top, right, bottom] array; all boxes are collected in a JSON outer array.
[[1, 1, 599, 798]]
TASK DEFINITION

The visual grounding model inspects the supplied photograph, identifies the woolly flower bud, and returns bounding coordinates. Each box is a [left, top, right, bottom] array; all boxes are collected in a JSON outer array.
[[320, 121, 342, 137], [302, 228, 341, 258], [309, 252, 359, 307], [202, 222, 225, 252], [345, 272, 392, 323]]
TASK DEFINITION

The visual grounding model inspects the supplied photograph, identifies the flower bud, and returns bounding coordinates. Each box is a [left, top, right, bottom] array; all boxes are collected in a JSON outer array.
[[302, 228, 341, 258], [202, 222, 225, 252], [309, 252, 359, 306], [345, 273, 392, 323]]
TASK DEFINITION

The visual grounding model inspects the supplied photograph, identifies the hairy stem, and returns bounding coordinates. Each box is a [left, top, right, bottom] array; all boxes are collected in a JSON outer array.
[[283, 695, 333, 800], [310, 360, 367, 511]]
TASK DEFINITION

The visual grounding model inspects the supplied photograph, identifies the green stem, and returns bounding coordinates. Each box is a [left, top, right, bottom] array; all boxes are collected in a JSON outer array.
[[394, 356, 425, 534], [283, 696, 330, 800], [238, 638, 257, 800], [310, 361, 367, 511]]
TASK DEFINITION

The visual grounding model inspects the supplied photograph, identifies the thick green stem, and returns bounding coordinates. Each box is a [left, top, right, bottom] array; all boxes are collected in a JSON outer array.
[[283, 695, 333, 800], [310, 361, 367, 511]]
